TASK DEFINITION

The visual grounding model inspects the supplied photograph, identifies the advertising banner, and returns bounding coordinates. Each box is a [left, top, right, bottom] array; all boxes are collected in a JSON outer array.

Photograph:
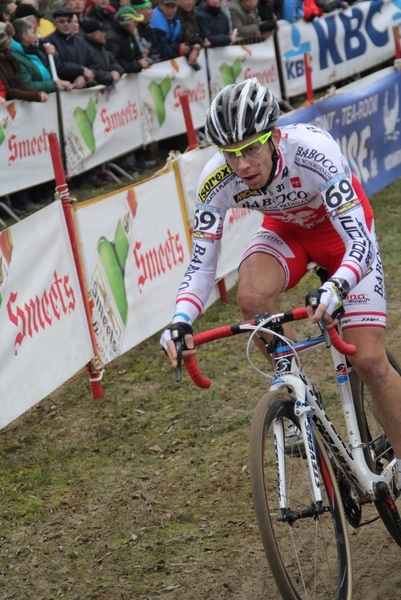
[[60, 76, 143, 178], [75, 172, 191, 365], [0, 202, 94, 429], [207, 38, 281, 100], [276, 0, 401, 99], [277, 69, 401, 197], [0, 95, 58, 196], [138, 52, 210, 144]]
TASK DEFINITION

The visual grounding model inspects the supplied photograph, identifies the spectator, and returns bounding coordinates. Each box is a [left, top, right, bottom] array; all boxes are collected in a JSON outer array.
[[258, 0, 282, 24], [66, 0, 86, 34], [315, 0, 348, 13], [131, 0, 161, 64], [228, 0, 276, 42], [150, 0, 182, 59], [282, 0, 303, 21], [0, 1, 12, 22], [106, 6, 150, 74], [0, 76, 6, 101], [84, 0, 116, 26], [0, 21, 48, 213], [44, 8, 97, 88], [82, 18, 123, 86], [195, 0, 238, 47], [14, 0, 55, 37], [176, 0, 203, 70], [11, 17, 73, 92]]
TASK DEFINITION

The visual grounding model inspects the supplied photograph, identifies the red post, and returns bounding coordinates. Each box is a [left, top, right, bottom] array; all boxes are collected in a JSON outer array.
[[218, 279, 229, 304], [393, 25, 401, 61], [48, 132, 104, 400], [304, 53, 314, 104], [179, 92, 198, 149]]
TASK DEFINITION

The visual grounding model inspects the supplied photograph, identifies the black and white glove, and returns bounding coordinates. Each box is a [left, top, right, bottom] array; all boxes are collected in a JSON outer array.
[[160, 322, 194, 353], [317, 278, 350, 320]]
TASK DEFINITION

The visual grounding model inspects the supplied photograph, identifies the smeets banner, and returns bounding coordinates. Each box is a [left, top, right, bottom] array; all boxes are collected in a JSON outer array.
[[0, 95, 58, 196], [60, 76, 143, 178], [74, 170, 192, 365], [138, 52, 210, 145], [207, 38, 281, 100], [0, 202, 94, 429], [276, 0, 401, 99]]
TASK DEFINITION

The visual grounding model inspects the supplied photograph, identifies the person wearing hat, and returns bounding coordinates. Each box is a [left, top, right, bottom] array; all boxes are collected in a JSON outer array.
[[11, 17, 73, 91], [13, 0, 55, 37], [105, 6, 149, 74], [0, 20, 48, 213], [43, 8, 97, 88], [131, 0, 161, 64], [150, 0, 182, 59], [195, 0, 238, 47], [84, 0, 116, 26], [82, 18, 123, 86]]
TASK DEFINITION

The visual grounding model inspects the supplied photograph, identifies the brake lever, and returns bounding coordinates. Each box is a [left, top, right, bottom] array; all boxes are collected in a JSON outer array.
[[306, 289, 331, 348], [171, 330, 183, 383]]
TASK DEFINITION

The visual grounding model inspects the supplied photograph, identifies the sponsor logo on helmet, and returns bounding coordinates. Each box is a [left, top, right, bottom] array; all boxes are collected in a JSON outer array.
[[198, 165, 232, 202], [233, 189, 262, 203]]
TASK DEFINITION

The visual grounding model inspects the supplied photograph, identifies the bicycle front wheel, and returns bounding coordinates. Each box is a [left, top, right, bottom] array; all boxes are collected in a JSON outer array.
[[249, 390, 352, 600], [351, 348, 401, 547]]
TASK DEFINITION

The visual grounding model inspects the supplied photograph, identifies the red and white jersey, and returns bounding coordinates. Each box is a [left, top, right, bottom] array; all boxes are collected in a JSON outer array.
[[172, 123, 376, 325]]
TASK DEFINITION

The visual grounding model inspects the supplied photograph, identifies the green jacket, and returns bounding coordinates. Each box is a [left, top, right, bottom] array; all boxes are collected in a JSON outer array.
[[10, 42, 57, 93]]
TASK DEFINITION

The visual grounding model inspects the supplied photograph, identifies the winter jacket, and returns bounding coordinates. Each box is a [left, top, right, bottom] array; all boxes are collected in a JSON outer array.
[[136, 22, 161, 64], [43, 30, 98, 82], [0, 49, 44, 101], [176, 6, 203, 47], [228, 0, 262, 38], [150, 6, 181, 59], [10, 39, 57, 93], [84, 3, 116, 24], [195, 3, 231, 47], [282, 0, 303, 21], [257, 0, 281, 26], [84, 34, 123, 86], [105, 21, 144, 73]]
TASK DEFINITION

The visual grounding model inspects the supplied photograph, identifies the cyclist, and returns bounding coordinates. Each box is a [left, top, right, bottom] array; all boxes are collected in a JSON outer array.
[[160, 78, 401, 486]]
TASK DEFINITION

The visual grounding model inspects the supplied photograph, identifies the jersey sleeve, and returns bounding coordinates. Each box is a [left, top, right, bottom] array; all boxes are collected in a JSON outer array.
[[171, 156, 230, 325], [317, 149, 376, 291]]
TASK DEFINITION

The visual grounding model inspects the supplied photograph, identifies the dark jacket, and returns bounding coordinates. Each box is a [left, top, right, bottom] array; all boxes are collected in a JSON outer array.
[[10, 41, 57, 93], [84, 34, 123, 86], [258, 0, 283, 21], [84, 3, 116, 24], [0, 49, 44, 101], [195, 4, 231, 47], [136, 22, 161, 64], [105, 21, 144, 74], [176, 6, 203, 47], [43, 29, 98, 82]]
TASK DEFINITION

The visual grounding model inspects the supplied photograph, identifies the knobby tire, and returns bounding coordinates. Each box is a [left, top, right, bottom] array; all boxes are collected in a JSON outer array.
[[249, 391, 352, 600]]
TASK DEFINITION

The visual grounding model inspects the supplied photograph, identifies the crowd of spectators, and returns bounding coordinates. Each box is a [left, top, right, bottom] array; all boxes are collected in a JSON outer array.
[[0, 0, 349, 213]]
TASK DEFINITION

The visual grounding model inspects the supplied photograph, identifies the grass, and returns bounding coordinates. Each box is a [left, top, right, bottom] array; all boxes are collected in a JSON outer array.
[[0, 178, 401, 599]]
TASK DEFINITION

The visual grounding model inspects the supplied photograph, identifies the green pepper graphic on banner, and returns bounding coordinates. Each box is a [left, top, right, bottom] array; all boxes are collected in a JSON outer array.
[[90, 188, 138, 364], [65, 97, 97, 174]]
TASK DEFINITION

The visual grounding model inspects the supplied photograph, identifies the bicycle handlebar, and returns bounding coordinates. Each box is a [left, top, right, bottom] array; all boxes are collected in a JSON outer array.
[[183, 307, 357, 389]]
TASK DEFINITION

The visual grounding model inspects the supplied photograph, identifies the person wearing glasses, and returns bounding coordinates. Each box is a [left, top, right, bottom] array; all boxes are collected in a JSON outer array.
[[160, 78, 401, 486]]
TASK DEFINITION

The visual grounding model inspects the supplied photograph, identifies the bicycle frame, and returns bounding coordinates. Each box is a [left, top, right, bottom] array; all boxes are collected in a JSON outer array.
[[269, 330, 397, 507]]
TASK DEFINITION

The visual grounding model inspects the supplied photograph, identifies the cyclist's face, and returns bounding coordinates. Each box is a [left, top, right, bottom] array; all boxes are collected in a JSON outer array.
[[222, 129, 280, 189]]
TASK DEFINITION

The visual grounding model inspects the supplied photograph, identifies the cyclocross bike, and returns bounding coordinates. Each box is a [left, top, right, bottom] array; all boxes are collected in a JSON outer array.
[[172, 267, 401, 600]]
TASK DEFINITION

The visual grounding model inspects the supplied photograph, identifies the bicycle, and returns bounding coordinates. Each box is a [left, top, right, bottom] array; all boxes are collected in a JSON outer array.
[[172, 270, 401, 600]]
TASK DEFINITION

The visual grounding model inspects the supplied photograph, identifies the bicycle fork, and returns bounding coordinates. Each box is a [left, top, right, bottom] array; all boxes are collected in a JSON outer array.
[[273, 401, 330, 524]]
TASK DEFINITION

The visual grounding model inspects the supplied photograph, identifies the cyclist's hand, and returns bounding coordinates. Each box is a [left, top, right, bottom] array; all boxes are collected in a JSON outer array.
[[160, 323, 196, 369], [306, 279, 349, 328]]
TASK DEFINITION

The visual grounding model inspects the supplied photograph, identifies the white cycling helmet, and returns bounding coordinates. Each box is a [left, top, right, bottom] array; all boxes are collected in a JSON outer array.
[[205, 78, 280, 146]]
